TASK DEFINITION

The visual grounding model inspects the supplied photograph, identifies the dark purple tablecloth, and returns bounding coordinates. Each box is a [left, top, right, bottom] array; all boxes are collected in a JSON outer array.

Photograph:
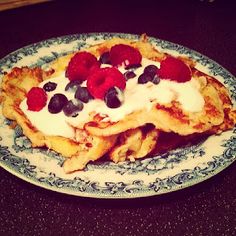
[[0, 0, 235, 235]]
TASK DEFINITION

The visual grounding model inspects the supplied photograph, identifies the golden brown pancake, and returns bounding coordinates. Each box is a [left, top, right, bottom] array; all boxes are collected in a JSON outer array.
[[84, 69, 235, 137], [0, 67, 117, 173], [1, 35, 235, 173]]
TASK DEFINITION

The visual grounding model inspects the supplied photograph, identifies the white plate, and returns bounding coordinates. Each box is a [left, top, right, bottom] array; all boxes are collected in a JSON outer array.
[[0, 33, 235, 198]]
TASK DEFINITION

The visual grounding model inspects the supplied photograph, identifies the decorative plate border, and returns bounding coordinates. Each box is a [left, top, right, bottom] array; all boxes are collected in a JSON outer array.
[[0, 33, 235, 198]]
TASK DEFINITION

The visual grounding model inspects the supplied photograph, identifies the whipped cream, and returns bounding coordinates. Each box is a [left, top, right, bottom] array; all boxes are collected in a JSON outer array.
[[20, 58, 205, 139]]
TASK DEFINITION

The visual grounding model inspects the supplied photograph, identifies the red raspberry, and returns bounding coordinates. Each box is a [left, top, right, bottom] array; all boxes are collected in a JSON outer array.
[[66, 51, 100, 81], [158, 56, 192, 83], [26, 87, 47, 111], [110, 44, 142, 68], [87, 67, 126, 99]]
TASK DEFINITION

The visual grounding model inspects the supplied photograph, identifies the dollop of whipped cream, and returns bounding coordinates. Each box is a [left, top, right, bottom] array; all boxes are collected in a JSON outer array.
[[20, 58, 205, 139]]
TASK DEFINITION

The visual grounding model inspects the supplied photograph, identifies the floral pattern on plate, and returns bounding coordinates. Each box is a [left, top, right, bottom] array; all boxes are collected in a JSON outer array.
[[0, 33, 235, 198]]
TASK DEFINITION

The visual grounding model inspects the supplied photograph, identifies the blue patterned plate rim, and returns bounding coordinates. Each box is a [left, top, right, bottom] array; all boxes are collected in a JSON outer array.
[[0, 33, 235, 199]]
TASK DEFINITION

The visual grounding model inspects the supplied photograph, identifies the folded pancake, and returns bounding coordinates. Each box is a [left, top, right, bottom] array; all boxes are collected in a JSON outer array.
[[84, 69, 236, 137], [109, 124, 159, 163], [1, 35, 235, 174], [0, 67, 117, 173]]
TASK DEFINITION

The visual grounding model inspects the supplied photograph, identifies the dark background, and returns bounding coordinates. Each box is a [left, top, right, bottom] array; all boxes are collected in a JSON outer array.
[[0, 0, 236, 235]]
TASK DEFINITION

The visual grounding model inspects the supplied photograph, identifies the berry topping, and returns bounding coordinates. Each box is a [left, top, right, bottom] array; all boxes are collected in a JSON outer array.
[[87, 67, 126, 99], [43, 81, 57, 92], [26, 87, 47, 111], [158, 56, 192, 83], [65, 80, 82, 92], [138, 64, 161, 85], [110, 44, 142, 68], [124, 71, 136, 81], [75, 86, 93, 103], [104, 87, 124, 108], [138, 73, 152, 84], [66, 51, 100, 81], [152, 74, 161, 85], [63, 99, 84, 117], [99, 51, 111, 64], [48, 93, 68, 114], [144, 64, 158, 76], [139, 64, 161, 85]]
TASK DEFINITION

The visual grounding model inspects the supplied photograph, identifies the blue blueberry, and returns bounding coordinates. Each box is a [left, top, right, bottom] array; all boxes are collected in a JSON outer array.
[[65, 80, 82, 92], [75, 86, 93, 103], [138, 73, 152, 84], [99, 52, 111, 64], [152, 74, 161, 85], [143, 65, 158, 76], [104, 87, 124, 108], [124, 71, 136, 81], [48, 93, 68, 114], [63, 99, 84, 117], [43, 81, 57, 92]]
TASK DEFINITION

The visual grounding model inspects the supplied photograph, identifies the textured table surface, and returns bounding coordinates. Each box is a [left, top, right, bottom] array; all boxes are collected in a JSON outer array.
[[0, 0, 236, 235]]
